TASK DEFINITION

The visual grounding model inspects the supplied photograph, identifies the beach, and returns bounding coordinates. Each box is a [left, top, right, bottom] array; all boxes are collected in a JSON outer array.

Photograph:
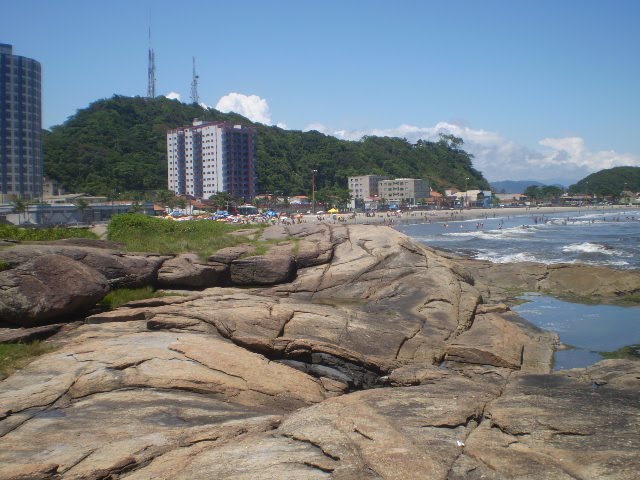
[[304, 204, 639, 226]]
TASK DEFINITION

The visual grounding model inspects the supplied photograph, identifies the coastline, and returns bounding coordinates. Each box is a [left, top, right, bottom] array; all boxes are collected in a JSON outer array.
[[303, 204, 640, 226]]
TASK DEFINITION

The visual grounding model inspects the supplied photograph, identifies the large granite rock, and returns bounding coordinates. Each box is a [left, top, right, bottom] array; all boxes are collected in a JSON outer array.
[[0, 254, 109, 327], [230, 245, 297, 285], [1, 224, 637, 478], [0, 243, 169, 326], [0, 244, 167, 289], [157, 253, 227, 288]]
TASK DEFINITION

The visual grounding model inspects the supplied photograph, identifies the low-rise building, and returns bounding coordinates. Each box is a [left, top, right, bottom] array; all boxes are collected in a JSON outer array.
[[451, 190, 493, 208], [348, 175, 390, 200], [378, 178, 430, 206]]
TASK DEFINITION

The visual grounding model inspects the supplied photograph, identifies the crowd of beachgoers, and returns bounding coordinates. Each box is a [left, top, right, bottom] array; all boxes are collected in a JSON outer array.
[[162, 204, 639, 228]]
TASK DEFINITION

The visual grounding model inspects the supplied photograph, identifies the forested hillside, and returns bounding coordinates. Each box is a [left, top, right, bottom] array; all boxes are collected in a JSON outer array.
[[44, 95, 489, 198], [568, 167, 640, 196]]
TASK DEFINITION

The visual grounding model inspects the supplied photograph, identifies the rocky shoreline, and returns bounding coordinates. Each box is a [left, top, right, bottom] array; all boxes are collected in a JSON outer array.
[[1, 224, 639, 479]]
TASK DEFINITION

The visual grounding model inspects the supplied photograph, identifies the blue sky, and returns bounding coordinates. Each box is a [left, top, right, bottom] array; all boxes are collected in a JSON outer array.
[[2, 0, 639, 185]]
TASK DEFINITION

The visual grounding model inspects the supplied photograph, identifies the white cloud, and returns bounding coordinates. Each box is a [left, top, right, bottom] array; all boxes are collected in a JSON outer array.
[[303, 123, 330, 134], [164, 91, 181, 101], [304, 121, 640, 184], [216, 93, 272, 124]]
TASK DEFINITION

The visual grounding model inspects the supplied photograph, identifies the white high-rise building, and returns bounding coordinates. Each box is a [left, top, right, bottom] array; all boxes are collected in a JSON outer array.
[[167, 120, 257, 200]]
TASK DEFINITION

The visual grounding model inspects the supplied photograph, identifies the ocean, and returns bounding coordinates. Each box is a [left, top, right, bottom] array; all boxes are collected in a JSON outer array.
[[398, 208, 640, 269], [398, 208, 640, 369]]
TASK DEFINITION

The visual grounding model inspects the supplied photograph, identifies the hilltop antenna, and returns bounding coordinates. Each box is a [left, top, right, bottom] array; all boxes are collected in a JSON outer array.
[[147, 24, 156, 98], [190, 57, 199, 105]]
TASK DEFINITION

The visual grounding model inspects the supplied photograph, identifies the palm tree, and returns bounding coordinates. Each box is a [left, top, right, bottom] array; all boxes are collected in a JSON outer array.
[[74, 198, 90, 224], [11, 196, 27, 225]]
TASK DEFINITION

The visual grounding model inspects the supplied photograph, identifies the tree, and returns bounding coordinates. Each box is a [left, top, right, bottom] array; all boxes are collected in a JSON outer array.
[[74, 198, 90, 223], [523, 185, 541, 200], [540, 185, 563, 202], [11, 196, 27, 225], [209, 192, 235, 210]]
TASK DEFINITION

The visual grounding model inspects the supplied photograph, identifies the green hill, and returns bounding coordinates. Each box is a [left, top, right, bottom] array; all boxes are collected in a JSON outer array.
[[44, 95, 489, 199], [568, 167, 640, 196]]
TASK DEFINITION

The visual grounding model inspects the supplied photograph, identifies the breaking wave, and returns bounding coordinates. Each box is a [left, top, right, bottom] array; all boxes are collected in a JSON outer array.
[[561, 242, 627, 256]]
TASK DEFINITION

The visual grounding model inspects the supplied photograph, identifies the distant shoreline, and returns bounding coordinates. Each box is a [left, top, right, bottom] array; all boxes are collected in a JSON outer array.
[[304, 204, 640, 226]]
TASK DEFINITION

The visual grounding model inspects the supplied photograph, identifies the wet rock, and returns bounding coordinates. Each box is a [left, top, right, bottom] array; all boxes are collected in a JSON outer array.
[[458, 258, 640, 304]]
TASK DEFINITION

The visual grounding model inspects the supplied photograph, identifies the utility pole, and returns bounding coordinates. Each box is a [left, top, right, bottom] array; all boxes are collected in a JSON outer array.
[[190, 57, 199, 105], [312, 169, 318, 214]]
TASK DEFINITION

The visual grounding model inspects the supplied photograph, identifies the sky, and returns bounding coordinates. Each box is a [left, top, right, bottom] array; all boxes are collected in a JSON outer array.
[[2, 0, 640, 186]]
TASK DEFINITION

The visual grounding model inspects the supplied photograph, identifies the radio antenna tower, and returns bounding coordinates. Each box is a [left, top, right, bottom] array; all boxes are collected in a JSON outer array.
[[147, 25, 156, 98], [190, 57, 199, 105]]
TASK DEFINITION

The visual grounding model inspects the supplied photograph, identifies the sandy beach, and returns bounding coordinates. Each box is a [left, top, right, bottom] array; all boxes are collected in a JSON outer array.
[[304, 204, 640, 226]]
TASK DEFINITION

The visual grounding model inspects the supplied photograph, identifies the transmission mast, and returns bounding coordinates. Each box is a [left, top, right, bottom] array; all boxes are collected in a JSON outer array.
[[190, 57, 199, 105], [147, 26, 156, 98]]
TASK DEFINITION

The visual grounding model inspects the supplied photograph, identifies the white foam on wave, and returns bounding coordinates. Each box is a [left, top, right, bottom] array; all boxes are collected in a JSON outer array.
[[562, 242, 625, 256], [474, 251, 540, 263], [445, 225, 535, 240]]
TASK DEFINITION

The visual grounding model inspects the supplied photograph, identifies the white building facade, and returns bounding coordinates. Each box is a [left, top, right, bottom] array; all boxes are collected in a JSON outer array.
[[167, 120, 257, 200]]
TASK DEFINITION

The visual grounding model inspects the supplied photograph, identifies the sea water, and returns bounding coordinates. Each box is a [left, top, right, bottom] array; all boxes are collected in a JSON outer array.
[[398, 208, 640, 369], [398, 208, 640, 269]]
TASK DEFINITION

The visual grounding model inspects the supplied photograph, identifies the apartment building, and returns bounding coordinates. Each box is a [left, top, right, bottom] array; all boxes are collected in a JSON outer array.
[[167, 120, 257, 201], [347, 175, 390, 200], [0, 44, 43, 200], [378, 178, 430, 205]]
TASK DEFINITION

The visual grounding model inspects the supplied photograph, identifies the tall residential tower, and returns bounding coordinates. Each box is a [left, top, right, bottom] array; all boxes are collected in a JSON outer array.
[[0, 44, 43, 200], [167, 120, 257, 201]]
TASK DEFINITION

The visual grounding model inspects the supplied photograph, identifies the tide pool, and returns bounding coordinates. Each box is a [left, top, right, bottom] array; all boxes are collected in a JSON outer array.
[[513, 294, 640, 370]]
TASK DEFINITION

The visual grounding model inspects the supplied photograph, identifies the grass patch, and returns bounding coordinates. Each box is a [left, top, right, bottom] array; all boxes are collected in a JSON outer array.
[[98, 286, 167, 310], [616, 293, 640, 306], [0, 259, 10, 272], [0, 224, 98, 242], [0, 341, 54, 380], [107, 213, 270, 258], [600, 344, 640, 360]]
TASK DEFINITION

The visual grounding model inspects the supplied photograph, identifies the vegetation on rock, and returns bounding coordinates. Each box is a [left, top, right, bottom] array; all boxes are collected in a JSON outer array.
[[0, 341, 53, 380], [98, 286, 170, 310], [107, 213, 263, 258], [0, 225, 98, 242]]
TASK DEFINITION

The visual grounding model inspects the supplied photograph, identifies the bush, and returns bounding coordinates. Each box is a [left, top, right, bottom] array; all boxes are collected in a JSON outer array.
[[0, 224, 98, 242], [107, 213, 262, 258], [98, 286, 165, 310]]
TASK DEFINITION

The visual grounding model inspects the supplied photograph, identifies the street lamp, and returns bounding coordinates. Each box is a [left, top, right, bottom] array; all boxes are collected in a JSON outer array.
[[585, 181, 589, 205], [312, 169, 318, 214], [464, 177, 470, 209]]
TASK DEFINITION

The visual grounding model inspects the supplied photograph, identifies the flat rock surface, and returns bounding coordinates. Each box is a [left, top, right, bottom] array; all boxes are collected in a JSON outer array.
[[458, 258, 640, 304], [1, 224, 638, 479]]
